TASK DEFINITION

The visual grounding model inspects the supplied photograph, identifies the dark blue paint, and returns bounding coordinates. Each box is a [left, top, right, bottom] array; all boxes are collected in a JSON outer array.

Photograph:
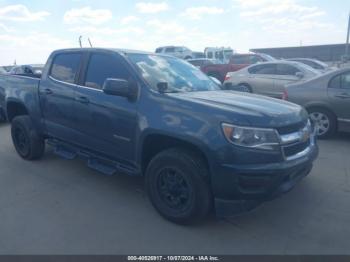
[[0, 48, 318, 213]]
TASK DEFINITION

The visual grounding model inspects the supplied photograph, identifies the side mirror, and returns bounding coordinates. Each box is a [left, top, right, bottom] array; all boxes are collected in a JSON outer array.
[[103, 78, 137, 100], [296, 72, 304, 79]]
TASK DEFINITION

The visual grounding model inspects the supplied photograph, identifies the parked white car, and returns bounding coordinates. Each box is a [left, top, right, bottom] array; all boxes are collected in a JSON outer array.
[[286, 58, 335, 73], [155, 46, 193, 60], [224, 61, 321, 98]]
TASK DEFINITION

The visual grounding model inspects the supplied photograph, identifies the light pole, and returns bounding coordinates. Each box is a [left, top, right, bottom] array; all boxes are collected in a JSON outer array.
[[345, 12, 350, 61]]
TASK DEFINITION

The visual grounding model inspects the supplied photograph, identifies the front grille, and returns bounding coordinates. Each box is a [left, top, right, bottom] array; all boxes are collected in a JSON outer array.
[[283, 140, 310, 158], [276, 120, 307, 135]]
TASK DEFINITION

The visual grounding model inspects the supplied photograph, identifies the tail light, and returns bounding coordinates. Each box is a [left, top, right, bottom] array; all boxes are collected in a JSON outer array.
[[282, 90, 288, 100], [224, 74, 231, 82]]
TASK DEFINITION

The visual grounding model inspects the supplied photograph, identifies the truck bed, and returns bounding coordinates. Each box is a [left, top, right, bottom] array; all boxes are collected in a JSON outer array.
[[0, 74, 41, 121]]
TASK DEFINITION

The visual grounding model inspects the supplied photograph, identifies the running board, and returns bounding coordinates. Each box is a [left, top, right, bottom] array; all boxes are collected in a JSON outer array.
[[88, 159, 116, 176], [47, 139, 138, 176]]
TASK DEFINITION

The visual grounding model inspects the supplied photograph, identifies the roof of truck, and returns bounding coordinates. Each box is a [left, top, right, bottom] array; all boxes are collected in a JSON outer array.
[[52, 47, 155, 55]]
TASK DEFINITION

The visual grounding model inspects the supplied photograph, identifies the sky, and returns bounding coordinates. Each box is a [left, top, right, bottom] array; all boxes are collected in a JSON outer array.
[[0, 0, 349, 65]]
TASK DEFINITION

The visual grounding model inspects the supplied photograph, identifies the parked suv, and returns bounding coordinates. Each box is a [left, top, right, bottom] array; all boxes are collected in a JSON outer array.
[[155, 46, 193, 60], [0, 48, 318, 224]]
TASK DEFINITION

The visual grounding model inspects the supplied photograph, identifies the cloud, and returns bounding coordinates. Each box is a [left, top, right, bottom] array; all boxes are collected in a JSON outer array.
[[0, 4, 50, 22], [120, 15, 140, 25], [136, 2, 169, 14], [147, 19, 184, 34], [181, 6, 224, 20], [0, 23, 13, 32], [69, 25, 144, 35], [63, 7, 112, 25], [0, 32, 72, 65]]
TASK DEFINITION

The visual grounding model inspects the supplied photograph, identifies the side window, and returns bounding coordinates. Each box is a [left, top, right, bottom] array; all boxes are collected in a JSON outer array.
[[231, 56, 247, 64], [275, 64, 300, 76], [84, 53, 131, 90], [155, 48, 163, 53], [342, 73, 350, 89], [329, 75, 341, 89], [207, 52, 213, 59], [165, 47, 175, 53], [330, 72, 350, 89], [50, 53, 82, 84], [249, 55, 261, 64], [249, 64, 276, 75]]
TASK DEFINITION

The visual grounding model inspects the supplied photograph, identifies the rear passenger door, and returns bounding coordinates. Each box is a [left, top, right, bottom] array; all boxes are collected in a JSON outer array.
[[40, 52, 82, 142], [73, 51, 138, 164], [273, 64, 301, 98], [327, 71, 350, 122], [248, 64, 276, 96]]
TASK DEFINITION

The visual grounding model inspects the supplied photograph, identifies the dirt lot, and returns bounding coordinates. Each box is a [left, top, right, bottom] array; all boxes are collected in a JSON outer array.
[[0, 122, 349, 255]]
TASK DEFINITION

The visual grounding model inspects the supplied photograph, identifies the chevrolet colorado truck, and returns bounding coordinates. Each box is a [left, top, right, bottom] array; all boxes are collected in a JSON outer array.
[[0, 48, 318, 224]]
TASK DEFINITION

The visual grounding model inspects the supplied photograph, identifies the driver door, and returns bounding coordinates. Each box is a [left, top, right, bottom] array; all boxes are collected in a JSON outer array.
[[73, 51, 138, 163]]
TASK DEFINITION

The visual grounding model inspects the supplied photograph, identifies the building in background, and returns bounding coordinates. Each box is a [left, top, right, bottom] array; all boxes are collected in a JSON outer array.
[[250, 44, 348, 63]]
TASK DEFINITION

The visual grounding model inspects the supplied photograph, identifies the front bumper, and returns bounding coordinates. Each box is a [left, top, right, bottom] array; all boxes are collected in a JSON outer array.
[[213, 142, 318, 217]]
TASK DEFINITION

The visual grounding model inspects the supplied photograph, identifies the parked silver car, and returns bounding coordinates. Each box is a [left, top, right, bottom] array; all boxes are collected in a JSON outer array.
[[155, 46, 193, 60], [283, 68, 350, 138], [286, 58, 335, 73], [224, 61, 321, 98]]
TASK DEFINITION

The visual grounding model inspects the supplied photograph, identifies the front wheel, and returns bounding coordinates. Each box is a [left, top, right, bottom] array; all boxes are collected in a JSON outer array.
[[145, 148, 212, 224], [11, 115, 45, 160], [308, 108, 336, 139]]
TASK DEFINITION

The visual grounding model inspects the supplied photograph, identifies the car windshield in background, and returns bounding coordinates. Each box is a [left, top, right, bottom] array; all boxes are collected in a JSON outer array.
[[128, 54, 220, 93], [260, 53, 275, 61], [295, 62, 322, 76]]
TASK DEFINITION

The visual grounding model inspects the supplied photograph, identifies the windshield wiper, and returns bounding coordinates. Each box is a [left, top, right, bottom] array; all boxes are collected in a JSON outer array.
[[157, 82, 185, 94]]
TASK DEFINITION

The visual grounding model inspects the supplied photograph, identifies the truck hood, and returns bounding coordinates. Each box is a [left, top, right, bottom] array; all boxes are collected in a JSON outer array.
[[170, 91, 307, 128]]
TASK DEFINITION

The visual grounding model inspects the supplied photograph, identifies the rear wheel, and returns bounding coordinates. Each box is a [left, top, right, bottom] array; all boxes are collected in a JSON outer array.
[[145, 148, 212, 224], [11, 115, 45, 160], [308, 108, 336, 139], [238, 83, 252, 93]]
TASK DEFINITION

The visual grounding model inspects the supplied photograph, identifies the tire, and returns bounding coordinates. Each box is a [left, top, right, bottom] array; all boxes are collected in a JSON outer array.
[[145, 148, 212, 224], [308, 107, 336, 139], [11, 115, 45, 160], [238, 83, 252, 93]]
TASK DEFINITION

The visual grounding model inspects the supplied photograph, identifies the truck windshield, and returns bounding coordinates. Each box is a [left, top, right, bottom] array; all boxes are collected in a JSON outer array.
[[127, 54, 220, 93]]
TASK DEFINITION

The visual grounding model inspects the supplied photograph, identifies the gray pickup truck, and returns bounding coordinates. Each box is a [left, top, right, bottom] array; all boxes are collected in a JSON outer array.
[[0, 48, 318, 224]]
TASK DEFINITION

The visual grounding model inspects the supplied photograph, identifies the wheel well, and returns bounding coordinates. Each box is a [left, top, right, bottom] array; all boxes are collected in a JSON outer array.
[[305, 105, 338, 129], [238, 83, 252, 91], [141, 134, 209, 175], [6, 102, 28, 122], [238, 83, 251, 88]]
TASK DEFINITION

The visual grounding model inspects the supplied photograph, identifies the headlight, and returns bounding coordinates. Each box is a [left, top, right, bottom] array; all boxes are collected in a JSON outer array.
[[221, 123, 280, 150]]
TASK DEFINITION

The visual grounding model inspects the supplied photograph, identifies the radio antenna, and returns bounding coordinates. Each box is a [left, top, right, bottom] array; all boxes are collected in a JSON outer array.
[[79, 36, 83, 48], [88, 38, 93, 48]]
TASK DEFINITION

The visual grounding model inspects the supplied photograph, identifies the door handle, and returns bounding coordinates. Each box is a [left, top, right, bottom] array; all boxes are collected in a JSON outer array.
[[335, 93, 350, 99], [44, 88, 53, 95], [76, 96, 90, 104]]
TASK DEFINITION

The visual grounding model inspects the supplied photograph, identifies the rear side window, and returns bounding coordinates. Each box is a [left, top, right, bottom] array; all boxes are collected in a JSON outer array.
[[155, 48, 163, 53], [84, 53, 131, 89], [275, 64, 300, 76], [50, 53, 81, 84], [165, 47, 175, 53], [329, 72, 350, 89], [249, 64, 276, 75], [230, 56, 248, 64]]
